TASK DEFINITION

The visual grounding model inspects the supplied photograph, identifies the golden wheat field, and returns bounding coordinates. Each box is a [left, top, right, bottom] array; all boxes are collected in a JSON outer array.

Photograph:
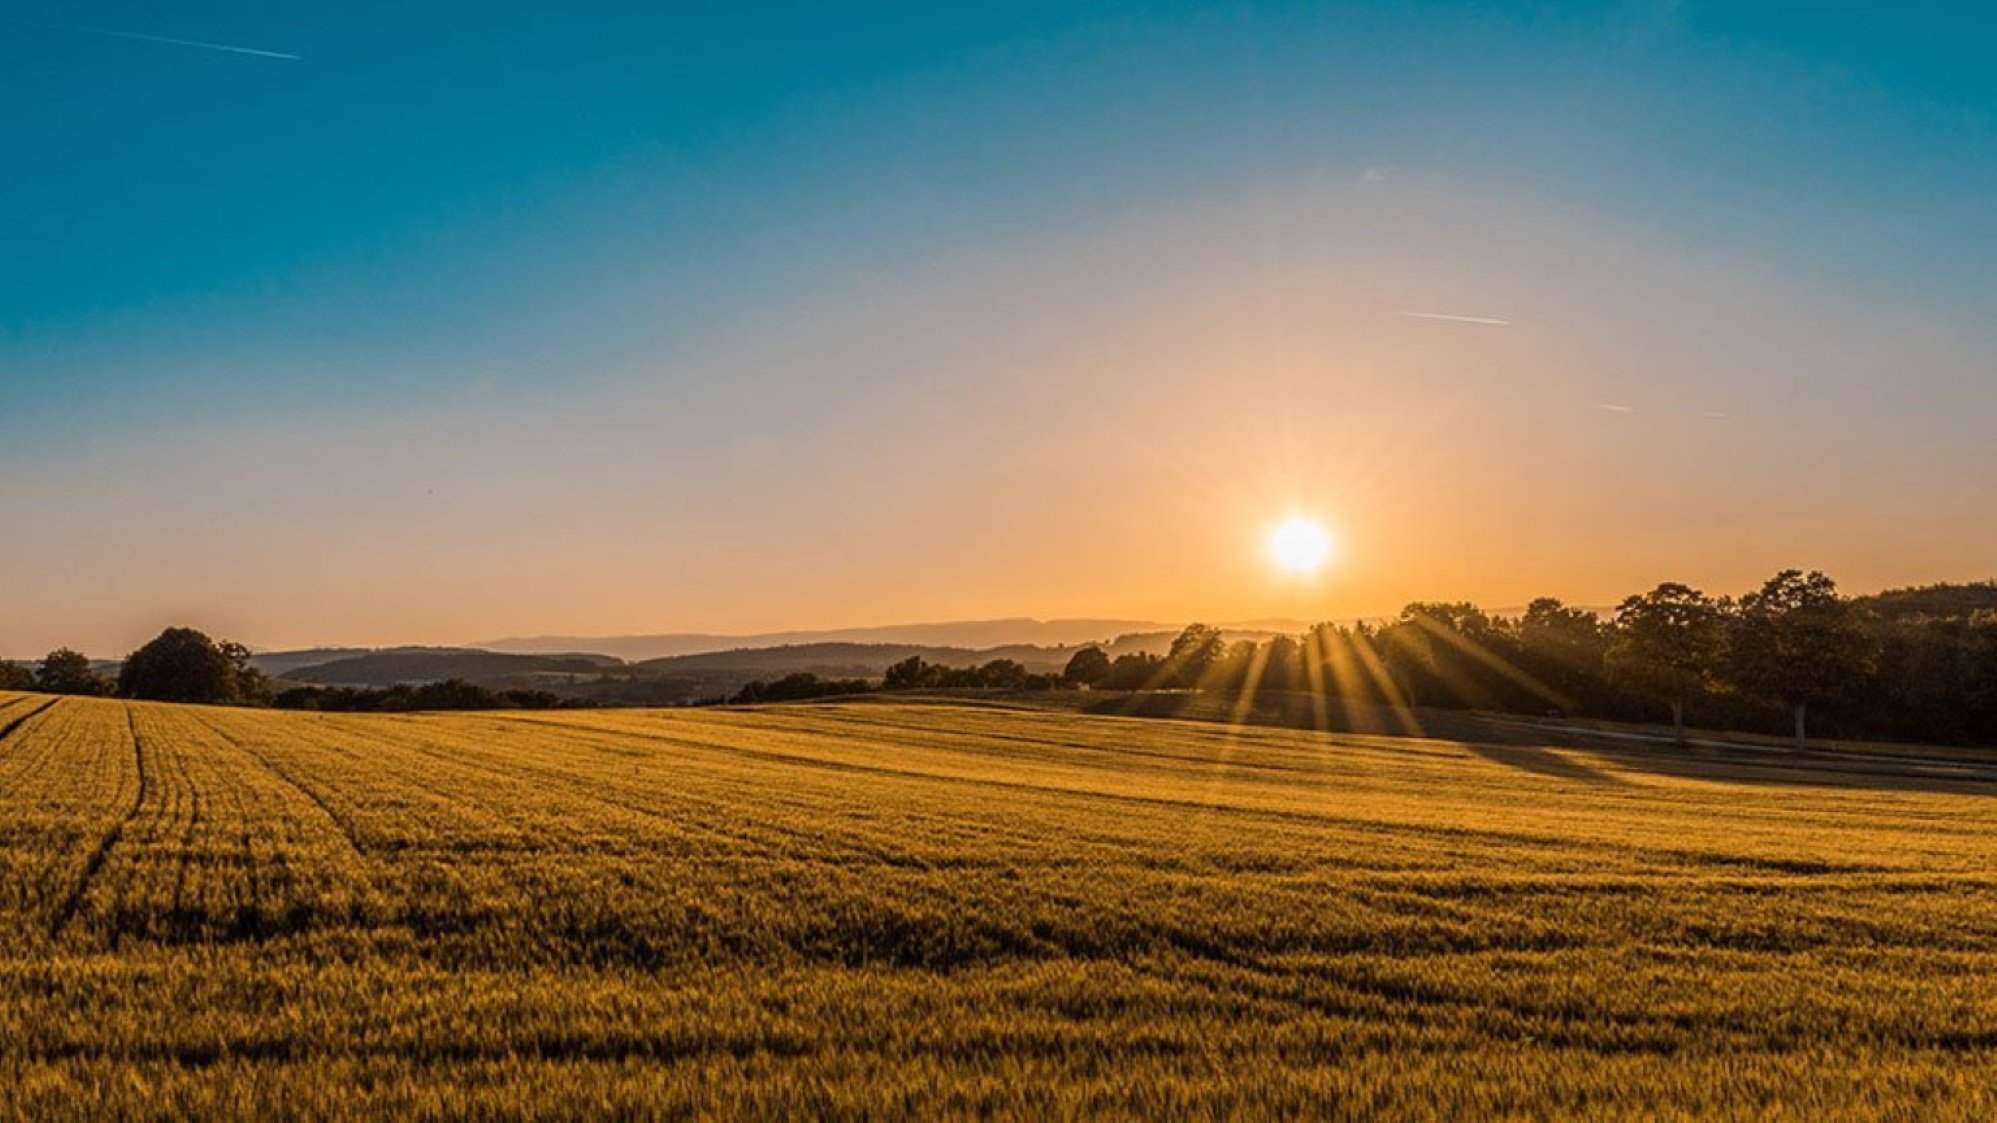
[[0, 689, 1994, 1119]]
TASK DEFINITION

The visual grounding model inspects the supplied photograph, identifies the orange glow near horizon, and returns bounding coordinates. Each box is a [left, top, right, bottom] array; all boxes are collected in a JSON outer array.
[[1, 179, 1993, 656]]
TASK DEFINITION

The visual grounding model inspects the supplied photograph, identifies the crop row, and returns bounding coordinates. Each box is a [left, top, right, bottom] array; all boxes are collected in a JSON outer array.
[[0, 690, 1994, 1117]]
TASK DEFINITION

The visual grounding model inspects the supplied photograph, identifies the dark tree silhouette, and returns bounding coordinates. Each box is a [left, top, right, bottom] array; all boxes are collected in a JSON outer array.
[[220, 641, 272, 706], [1165, 624, 1225, 688], [1061, 646, 1110, 687], [118, 627, 245, 704], [1100, 651, 1163, 691], [883, 656, 935, 690], [35, 648, 107, 696], [1258, 635, 1302, 694], [1606, 583, 1726, 743], [974, 659, 1031, 689], [273, 680, 581, 712], [1210, 640, 1260, 692], [731, 673, 873, 704], [1516, 598, 1610, 711], [1304, 622, 1388, 706], [1377, 621, 1435, 708], [0, 660, 34, 691], [1729, 570, 1874, 745], [1400, 602, 1498, 639]]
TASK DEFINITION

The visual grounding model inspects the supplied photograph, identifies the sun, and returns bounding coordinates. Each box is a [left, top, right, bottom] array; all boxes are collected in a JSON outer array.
[[1266, 515, 1334, 575]]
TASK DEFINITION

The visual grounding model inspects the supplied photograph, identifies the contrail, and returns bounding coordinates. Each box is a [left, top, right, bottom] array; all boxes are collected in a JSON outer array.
[[29, 21, 299, 60], [1401, 311, 1511, 326], [1596, 403, 1634, 413]]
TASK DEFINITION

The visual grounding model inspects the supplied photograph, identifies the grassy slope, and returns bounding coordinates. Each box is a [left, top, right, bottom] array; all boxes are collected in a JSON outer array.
[[0, 690, 1993, 1118]]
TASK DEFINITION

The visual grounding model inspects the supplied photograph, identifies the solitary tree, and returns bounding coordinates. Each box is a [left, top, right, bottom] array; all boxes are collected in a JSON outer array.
[[118, 627, 244, 704], [1730, 570, 1874, 746], [35, 649, 107, 696], [1060, 646, 1110, 687], [1605, 583, 1726, 743]]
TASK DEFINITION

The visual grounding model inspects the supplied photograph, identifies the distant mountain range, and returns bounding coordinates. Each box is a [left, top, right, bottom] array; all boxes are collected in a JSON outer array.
[[248, 648, 376, 677], [268, 648, 622, 688], [253, 641, 1134, 697], [473, 618, 1199, 662], [27, 586, 1997, 691], [247, 621, 1319, 702]]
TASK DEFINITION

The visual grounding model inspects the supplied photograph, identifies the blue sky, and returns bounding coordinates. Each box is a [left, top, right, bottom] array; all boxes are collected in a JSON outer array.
[[3, 2, 1994, 650]]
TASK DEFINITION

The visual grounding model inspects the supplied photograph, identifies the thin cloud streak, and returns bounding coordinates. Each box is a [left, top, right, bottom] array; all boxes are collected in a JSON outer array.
[[31, 22, 300, 60], [1401, 310, 1512, 326], [1596, 403, 1634, 413]]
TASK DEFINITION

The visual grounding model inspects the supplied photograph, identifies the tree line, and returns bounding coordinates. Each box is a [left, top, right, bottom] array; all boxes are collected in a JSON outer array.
[[724, 657, 1066, 704], [0, 627, 587, 714], [270, 681, 589, 713], [735, 571, 1997, 747], [1040, 570, 1992, 747], [9, 572, 1994, 744], [0, 628, 271, 705]]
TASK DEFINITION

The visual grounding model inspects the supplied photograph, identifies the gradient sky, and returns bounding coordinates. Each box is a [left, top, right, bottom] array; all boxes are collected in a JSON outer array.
[[3, 2, 1994, 654]]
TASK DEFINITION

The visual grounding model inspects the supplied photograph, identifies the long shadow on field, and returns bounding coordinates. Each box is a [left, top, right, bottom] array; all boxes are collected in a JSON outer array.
[[1462, 743, 1624, 786], [1558, 740, 1997, 796], [1068, 691, 1997, 796]]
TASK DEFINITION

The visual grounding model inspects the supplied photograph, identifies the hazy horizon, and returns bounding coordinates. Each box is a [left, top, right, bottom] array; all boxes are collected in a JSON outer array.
[[6, 575, 1981, 663], [6, 3, 1994, 654]]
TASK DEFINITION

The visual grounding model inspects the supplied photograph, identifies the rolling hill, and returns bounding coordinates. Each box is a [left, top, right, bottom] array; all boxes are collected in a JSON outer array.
[[0, 689, 1992, 1116], [274, 647, 623, 687], [476, 618, 1167, 662], [262, 628, 1323, 702], [475, 617, 1316, 662], [637, 641, 1071, 677]]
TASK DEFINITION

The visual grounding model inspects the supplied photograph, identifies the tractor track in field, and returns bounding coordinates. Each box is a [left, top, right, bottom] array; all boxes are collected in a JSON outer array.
[[493, 711, 1629, 860], [347, 717, 791, 858], [0, 697, 60, 751], [163, 724, 206, 934], [46, 708, 150, 940], [193, 714, 370, 861], [340, 711, 967, 871]]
